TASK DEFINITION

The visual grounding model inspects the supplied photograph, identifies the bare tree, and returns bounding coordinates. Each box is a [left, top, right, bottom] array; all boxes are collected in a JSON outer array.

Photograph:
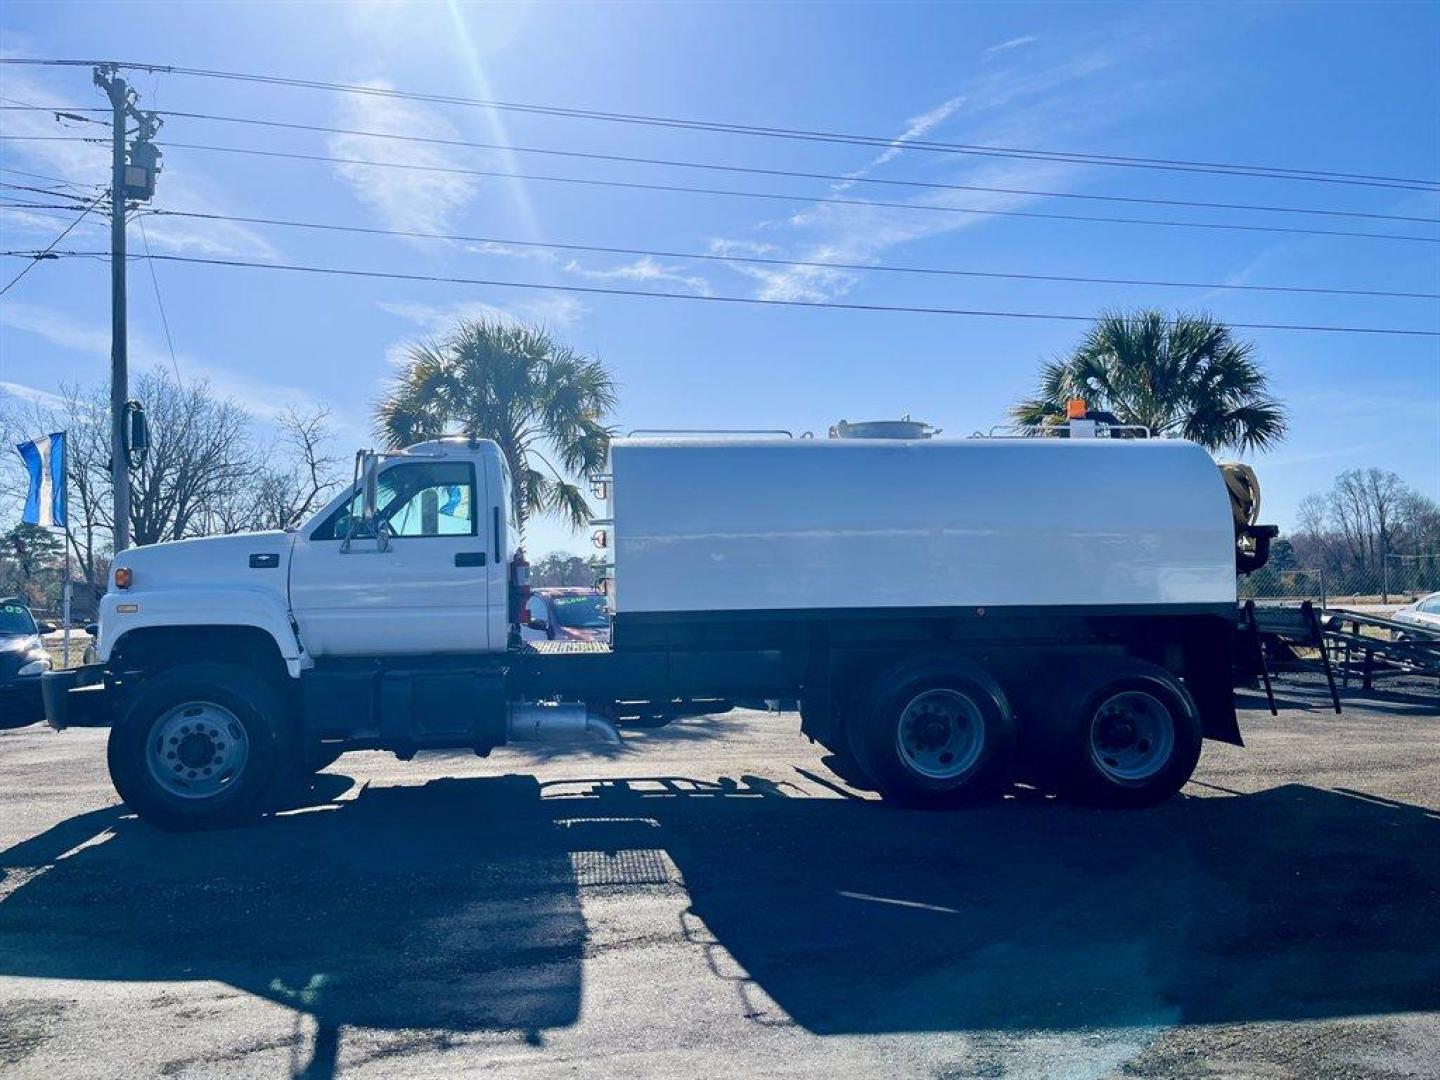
[[124, 373, 256, 545], [1, 372, 342, 580], [1330, 468, 1404, 573], [1285, 468, 1440, 597], [203, 407, 341, 533]]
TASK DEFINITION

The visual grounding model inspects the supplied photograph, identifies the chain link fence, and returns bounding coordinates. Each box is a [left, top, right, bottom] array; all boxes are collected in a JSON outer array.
[[1241, 553, 1440, 609]]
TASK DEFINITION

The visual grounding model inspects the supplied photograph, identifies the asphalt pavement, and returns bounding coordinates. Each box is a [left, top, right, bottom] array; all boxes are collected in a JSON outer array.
[[1, 678, 1437, 1079]]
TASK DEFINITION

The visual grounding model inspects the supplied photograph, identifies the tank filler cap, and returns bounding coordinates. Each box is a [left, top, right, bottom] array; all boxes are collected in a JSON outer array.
[[828, 415, 939, 439]]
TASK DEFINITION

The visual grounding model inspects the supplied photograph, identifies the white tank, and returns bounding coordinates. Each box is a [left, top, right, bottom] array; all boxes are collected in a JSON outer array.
[[606, 437, 1237, 615]]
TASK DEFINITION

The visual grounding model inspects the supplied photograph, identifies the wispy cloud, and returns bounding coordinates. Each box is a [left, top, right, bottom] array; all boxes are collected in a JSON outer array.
[[327, 83, 480, 238], [377, 294, 586, 333], [708, 238, 780, 257], [712, 42, 1134, 304], [986, 35, 1039, 56], [0, 299, 329, 422], [462, 241, 558, 264], [830, 96, 968, 194], [0, 380, 64, 409], [563, 257, 713, 296], [0, 205, 109, 247]]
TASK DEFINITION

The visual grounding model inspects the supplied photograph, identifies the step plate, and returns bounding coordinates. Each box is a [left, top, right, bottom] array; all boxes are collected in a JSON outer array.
[[519, 640, 612, 655]]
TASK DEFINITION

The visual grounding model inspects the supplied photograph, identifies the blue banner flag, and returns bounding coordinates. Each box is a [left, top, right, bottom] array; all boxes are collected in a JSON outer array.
[[17, 431, 66, 528]]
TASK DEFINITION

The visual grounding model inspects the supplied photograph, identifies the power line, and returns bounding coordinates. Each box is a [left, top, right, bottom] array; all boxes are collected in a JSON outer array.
[[9, 134, 1430, 244], [18, 106, 1424, 227], [0, 180, 96, 200], [4, 57, 1435, 192], [0, 189, 107, 296], [0, 198, 111, 211], [135, 216, 183, 386], [151, 141, 1440, 244], [12, 249, 1437, 337], [138, 205, 1440, 301], [0, 164, 102, 192], [8, 104, 1440, 229]]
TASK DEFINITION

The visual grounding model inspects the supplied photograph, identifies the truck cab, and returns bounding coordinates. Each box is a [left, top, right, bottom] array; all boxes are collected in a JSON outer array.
[[89, 437, 516, 676]]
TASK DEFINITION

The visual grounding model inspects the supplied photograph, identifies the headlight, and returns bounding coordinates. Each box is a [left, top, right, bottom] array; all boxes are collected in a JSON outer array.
[[18, 657, 52, 676]]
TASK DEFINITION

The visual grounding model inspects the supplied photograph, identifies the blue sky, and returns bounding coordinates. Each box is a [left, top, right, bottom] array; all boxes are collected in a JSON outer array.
[[1, 0, 1437, 558]]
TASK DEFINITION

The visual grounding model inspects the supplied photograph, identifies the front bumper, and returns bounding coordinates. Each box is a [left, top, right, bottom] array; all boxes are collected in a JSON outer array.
[[41, 666, 113, 730]]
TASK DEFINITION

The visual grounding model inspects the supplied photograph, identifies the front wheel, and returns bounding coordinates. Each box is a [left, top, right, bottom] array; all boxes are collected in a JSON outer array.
[[107, 663, 293, 831]]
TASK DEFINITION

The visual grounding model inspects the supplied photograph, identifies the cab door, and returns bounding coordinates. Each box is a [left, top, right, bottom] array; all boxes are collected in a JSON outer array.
[[290, 457, 496, 656]]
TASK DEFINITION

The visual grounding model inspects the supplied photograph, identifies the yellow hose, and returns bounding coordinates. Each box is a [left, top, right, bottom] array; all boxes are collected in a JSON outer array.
[[1218, 462, 1261, 534]]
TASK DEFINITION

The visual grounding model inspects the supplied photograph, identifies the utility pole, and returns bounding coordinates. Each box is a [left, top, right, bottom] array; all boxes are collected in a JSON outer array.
[[93, 66, 161, 553], [98, 68, 130, 552]]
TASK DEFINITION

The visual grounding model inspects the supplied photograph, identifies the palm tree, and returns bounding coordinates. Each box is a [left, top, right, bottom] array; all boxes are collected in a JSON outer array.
[[376, 318, 617, 531], [1011, 309, 1287, 453]]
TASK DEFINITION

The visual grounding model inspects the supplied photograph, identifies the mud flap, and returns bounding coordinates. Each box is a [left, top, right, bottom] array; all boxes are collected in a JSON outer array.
[[41, 667, 113, 730], [1188, 617, 1244, 746]]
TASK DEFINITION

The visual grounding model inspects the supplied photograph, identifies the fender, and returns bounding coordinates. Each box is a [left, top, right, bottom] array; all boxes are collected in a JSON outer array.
[[98, 586, 307, 678]]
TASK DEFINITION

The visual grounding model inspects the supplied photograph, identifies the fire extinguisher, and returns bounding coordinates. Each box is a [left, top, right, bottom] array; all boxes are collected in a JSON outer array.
[[511, 547, 532, 627]]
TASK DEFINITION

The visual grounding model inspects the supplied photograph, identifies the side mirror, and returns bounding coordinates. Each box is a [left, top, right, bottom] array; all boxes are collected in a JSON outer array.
[[36, 621, 57, 634], [362, 455, 379, 519], [85, 623, 99, 638], [530, 618, 549, 633]]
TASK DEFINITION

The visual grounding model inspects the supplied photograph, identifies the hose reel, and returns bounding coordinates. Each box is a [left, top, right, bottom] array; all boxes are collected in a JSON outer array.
[[1219, 462, 1277, 575]]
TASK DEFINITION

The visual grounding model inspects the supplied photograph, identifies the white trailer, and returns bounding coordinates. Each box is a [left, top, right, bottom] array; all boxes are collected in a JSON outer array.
[[43, 428, 1268, 830]]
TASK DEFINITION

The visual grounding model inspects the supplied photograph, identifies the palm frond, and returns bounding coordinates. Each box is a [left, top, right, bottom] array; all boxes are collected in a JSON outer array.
[[374, 317, 616, 531], [1010, 308, 1288, 453]]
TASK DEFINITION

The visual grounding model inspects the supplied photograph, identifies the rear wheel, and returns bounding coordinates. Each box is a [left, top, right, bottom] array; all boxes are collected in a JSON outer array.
[[850, 657, 1015, 809], [107, 663, 293, 830], [1024, 659, 1202, 808]]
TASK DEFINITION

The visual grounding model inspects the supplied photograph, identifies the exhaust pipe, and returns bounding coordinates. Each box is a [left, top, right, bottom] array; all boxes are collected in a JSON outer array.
[[507, 702, 622, 746]]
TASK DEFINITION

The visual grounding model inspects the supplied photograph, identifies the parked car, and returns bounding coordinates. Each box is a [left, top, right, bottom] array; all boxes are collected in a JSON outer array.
[[0, 598, 55, 729], [1393, 592, 1440, 634], [522, 587, 611, 644]]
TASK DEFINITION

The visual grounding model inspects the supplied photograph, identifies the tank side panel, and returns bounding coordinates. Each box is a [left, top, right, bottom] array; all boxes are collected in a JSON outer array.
[[610, 439, 1235, 614]]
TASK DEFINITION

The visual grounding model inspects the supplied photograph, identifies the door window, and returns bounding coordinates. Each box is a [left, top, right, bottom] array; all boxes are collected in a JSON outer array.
[[312, 462, 476, 540], [383, 465, 475, 537]]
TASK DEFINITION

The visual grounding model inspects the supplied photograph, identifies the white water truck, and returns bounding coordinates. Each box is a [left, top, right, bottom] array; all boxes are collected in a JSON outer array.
[[43, 418, 1274, 830]]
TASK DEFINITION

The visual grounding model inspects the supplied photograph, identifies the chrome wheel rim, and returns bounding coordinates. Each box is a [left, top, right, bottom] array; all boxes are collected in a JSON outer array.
[[146, 701, 249, 800], [1088, 690, 1175, 784], [895, 688, 985, 780]]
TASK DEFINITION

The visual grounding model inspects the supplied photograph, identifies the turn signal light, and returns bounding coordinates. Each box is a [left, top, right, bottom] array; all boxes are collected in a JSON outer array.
[[114, 566, 132, 590]]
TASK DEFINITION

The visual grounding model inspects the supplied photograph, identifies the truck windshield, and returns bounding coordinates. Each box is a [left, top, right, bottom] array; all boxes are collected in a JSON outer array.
[[551, 595, 609, 629], [0, 604, 37, 636]]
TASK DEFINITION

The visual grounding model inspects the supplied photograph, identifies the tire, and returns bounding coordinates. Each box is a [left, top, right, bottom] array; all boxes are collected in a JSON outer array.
[[848, 656, 1016, 809], [1022, 658, 1202, 809], [107, 662, 294, 831]]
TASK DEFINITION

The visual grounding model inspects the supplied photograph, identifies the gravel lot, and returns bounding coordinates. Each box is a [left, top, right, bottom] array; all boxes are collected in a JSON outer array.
[[2, 678, 1437, 1079]]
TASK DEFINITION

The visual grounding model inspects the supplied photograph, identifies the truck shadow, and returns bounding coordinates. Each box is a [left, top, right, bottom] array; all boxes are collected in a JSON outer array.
[[0, 776, 586, 1078], [0, 774, 1436, 1073]]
